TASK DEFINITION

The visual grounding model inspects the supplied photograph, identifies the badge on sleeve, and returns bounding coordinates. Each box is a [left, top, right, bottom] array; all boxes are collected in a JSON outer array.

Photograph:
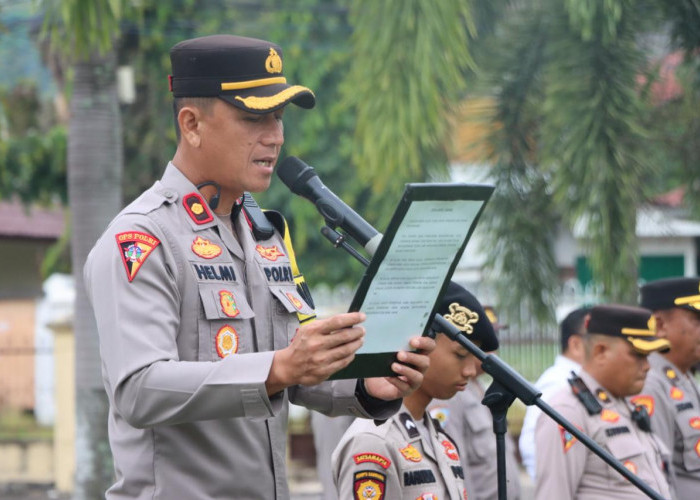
[[353, 470, 385, 500], [353, 453, 391, 469], [115, 231, 161, 282], [559, 425, 577, 452]]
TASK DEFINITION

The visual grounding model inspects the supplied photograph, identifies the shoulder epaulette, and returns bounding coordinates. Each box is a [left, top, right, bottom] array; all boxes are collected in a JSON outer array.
[[568, 372, 602, 415]]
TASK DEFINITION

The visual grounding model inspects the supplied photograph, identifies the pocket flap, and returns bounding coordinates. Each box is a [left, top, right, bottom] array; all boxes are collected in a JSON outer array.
[[269, 285, 315, 316], [198, 283, 255, 320]]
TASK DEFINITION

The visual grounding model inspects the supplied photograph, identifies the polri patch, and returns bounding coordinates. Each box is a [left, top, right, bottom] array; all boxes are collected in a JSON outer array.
[[353, 470, 385, 500], [630, 394, 655, 416], [115, 231, 160, 282], [183, 192, 214, 225], [256, 244, 285, 261], [670, 387, 685, 400], [191, 236, 222, 259], [219, 290, 240, 318], [215, 325, 239, 358], [353, 453, 391, 469], [441, 440, 459, 461]]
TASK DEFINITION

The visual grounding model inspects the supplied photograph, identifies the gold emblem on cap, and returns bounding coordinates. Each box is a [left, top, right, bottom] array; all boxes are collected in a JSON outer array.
[[265, 48, 283, 74], [444, 303, 479, 334], [647, 316, 656, 333]]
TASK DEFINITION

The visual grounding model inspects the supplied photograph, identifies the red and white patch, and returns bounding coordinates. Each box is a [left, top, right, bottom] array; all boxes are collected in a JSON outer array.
[[670, 387, 684, 400], [353, 453, 391, 469], [353, 470, 385, 500], [601, 409, 620, 423], [623, 460, 637, 474], [215, 325, 239, 358], [219, 290, 240, 318], [441, 440, 459, 461], [115, 231, 160, 282], [630, 394, 655, 416], [255, 244, 285, 261], [191, 236, 222, 259], [690, 417, 700, 430]]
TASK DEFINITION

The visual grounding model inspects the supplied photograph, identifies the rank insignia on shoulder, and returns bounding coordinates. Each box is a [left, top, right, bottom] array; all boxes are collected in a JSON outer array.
[[191, 236, 222, 259], [670, 387, 685, 400], [690, 417, 700, 430], [255, 244, 285, 261], [183, 192, 214, 225], [353, 470, 385, 500], [596, 388, 610, 402], [600, 409, 620, 423], [399, 413, 419, 438], [665, 367, 677, 381], [399, 444, 423, 462], [559, 425, 577, 452], [441, 440, 459, 461], [215, 325, 239, 358], [353, 453, 391, 470], [630, 394, 655, 416], [219, 290, 240, 318], [115, 231, 161, 282]]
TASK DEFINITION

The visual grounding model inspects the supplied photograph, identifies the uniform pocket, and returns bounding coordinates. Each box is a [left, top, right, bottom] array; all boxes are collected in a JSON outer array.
[[197, 283, 255, 360], [677, 413, 700, 472], [605, 431, 651, 485]]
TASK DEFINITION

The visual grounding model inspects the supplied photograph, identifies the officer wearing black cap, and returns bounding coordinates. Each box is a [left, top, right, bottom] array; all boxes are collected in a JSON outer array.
[[331, 282, 499, 500], [534, 304, 673, 499], [640, 277, 700, 499], [427, 303, 522, 500], [84, 34, 434, 500]]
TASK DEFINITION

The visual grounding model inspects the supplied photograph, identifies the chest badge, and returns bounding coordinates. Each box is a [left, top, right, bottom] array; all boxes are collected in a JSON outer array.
[[441, 440, 459, 461], [192, 236, 222, 259], [689, 417, 700, 430], [623, 460, 637, 474], [115, 231, 161, 282], [285, 292, 304, 311], [601, 409, 620, 423], [630, 394, 655, 416], [670, 387, 685, 400], [219, 290, 240, 318], [255, 244, 285, 261], [215, 325, 239, 358], [183, 192, 214, 225], [399, 444, 423, 463]]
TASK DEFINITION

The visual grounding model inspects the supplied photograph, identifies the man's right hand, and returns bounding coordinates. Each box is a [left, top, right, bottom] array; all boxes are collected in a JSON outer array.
[[265, 312, 366, 394]]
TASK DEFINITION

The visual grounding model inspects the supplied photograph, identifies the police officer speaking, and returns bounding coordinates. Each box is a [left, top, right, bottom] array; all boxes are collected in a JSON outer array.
[[83, 34, 434, 500]]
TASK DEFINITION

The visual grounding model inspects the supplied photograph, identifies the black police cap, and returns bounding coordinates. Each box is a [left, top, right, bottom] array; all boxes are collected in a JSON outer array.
[[169, 35, 315, 114], [436, 282, 499, 352], [640, 277, 700, 312], [586, 304, 670, 355]]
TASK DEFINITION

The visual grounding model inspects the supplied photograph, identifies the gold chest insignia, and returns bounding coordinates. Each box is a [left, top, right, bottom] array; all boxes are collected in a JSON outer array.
[[399, 444, 423, 462], [444, 303, 479, 334], [191, 236, 222, 259]]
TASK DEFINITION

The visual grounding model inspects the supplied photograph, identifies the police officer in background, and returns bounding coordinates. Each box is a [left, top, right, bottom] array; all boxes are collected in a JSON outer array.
[[640, 277, 700, 499], [534, 304, 673, 500], [428, 305, 522, 499], [331, 282, 498, 500], [83, 34, 434, 500]]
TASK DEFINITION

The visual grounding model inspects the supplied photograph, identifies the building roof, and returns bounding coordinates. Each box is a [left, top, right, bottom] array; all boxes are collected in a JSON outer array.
[[0, 199, 65, 239]]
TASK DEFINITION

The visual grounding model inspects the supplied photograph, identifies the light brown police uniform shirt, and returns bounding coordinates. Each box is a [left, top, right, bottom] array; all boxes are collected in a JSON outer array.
[[331, 405, 467, 500], [428, 379, 522, 500], [534, 370, 673, 500], [84, 163, 399, 500], [642, 352, 700, 500]]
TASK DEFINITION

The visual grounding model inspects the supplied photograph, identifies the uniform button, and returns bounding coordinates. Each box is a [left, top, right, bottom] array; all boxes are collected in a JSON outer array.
[[163, 190, 175, 199]]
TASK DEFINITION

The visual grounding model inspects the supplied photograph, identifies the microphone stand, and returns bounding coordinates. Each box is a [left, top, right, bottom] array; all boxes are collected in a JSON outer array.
[[320, 227, 665, 500]]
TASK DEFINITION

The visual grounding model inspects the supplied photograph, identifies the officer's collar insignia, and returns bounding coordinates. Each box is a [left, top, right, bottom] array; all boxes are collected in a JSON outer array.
[[558, 425, 577, 452], [600, 409, 620, 423], [215, 325, 239, 358], [255, 244, 285, 261], [664, 367, 678, 381], [285, 291, 303, 311], [428, 407, 449, 428], [670, 386, 685, 400], [115, 231, 161, 282], [353, 470, 386, 500], [596, 388, 610, 402], [399, 444, 423, 463], [399, 412, 420, 438], [191, 236, 222, 259], [441, 440, 459, 461], [353, 452, 391, 470], [265, 48, 283, 74], [219, 290, 240, 318], [443, 303, 479, 334], [630, 394, 655, 416], [623, 460, 637, 474], [183, 192, 214, 225], [689, 417, 700, 430]]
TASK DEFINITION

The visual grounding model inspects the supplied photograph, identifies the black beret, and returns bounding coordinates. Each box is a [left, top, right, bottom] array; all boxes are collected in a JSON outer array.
[[436, 282, 499, 352], [169, 34, 315, 114], [640, 277, 700, 312], [586, 304, 670, 355]]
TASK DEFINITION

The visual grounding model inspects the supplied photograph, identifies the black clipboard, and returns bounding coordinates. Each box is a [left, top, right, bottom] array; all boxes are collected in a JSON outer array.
[[329, 182, 494, 380]]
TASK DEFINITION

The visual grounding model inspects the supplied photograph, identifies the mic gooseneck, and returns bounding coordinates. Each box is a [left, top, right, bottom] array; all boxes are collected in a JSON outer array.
[[277, 156, 383, 255]]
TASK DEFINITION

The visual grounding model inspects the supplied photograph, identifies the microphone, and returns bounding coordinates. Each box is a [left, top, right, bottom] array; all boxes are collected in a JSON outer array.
[[277, 156, 383, 255]]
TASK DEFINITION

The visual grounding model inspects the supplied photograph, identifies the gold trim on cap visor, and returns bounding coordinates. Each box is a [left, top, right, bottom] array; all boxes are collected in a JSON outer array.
[[674, 294, 700, 309], [234, 85, 314, 110], [221, 77, 287, 91], [626, 336, 671, 354]]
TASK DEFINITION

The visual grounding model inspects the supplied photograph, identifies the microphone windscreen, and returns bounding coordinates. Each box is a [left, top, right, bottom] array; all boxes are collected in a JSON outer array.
[[277, 156, 313, 193]]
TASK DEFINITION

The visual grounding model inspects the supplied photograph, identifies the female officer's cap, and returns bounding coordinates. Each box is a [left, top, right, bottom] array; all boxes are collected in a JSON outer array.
[[169, 34, 315, 114]]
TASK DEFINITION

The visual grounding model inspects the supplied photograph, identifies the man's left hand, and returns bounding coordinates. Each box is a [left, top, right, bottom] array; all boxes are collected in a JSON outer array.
[[363, 336, 435, 400]]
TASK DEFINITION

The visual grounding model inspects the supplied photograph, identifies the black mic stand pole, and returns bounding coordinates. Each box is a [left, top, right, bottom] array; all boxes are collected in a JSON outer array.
[[321, 226, 665, 500]]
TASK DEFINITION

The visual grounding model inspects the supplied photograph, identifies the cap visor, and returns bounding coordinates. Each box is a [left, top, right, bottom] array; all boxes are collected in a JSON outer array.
[[627, 336, 671, 355], [219, 84, 315, 114]]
